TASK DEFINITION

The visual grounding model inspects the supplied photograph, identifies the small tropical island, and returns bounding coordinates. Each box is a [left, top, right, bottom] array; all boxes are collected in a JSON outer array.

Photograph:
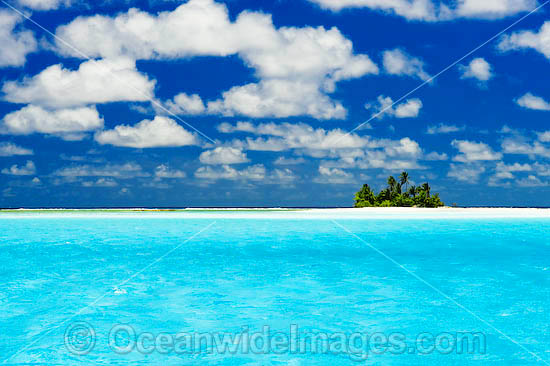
[[354, 171, 444, 208]]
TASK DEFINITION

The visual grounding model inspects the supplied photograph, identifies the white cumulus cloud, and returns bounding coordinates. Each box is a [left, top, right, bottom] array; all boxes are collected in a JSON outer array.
[[199, 147, 249, 165], [268, 168, 297, 184], [460, 58, 493, 82], [219, 121, 369, 152], [454, 0, 537, 19], [218, 121, 426, 170], [207, 80, 348, 120], [516, 93, 550, 111], [423, 151, 448, 161], [0, 105, 104, 140], [162, 93, 206, 115], [94, 116, 198, 148], [517, 175, 547, 187], [195, 164, 266, 181], [154, 165, 187, 179], [306, 0, 437, 20], [494, 162, 532, 179], [82, 178, 118, 187], [501, 136, 550, 158], [0, 11, 37, 68], [538, 131, 550, 142], [451, 140, 502, 162], [447, 163, 485, 182], [498, 21, 550, 59], [2, 58, 155, 108], [382, 48, 431, 81], [52, 0, 378, 119], [0, 142, 33, 156], [313, 165, 355, 184], [367, 95, 423, 119], [307, 0, 537, 21], [394, 99, 423, 118], [53, 162, 148, 178], [274, 157, 306, 165], [426, 124, 465, 134], [2, 160, 35, 175], [17, 0, 71, 10]]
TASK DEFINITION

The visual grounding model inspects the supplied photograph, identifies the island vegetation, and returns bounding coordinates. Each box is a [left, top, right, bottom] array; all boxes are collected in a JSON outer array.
[[354, 171, 444, 208]]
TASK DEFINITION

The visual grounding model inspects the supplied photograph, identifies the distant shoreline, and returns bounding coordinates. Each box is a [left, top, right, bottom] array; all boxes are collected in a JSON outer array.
[[0, 208, 307, 212], [1, 207, 550, 212], [1, 207, 550, 219]]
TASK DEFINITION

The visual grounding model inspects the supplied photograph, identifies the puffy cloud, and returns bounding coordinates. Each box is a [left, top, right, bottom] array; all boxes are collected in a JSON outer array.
[[447, 163, 485, 182], [218, 121, 425, 170], [384, 137, 423, 158], [313, 165, 355, 184], [517, 175, 547, 187], [307, 0, 537, 20], [217, 121, 256, 134], [382, 49, 430, 81], [501, 136, 550, 158], [494, 162, 532, 179], [498, 125, 521, 134], [538, 131, 550, 142], [0, 142, 33, 156], [94, 116, 198, 148], [143, 181, 172, 189], [0, 105, 103, 140], [459, 58, 493, 82], [451, 140, 502, 162], [199, 147, 249, 165], [0, 11, 37, 68], [53, 0, 378, 119], [426, 123, 465, 134], [498, 21, 550, 59], [2, 160, 35, 175], [516, 93, 550, 111], [219, 121, 369, 152], [194, 164, 266, 181], [394, 99, 423, 118], [162, 93, 205, 115], [366, 95, 423, 119], [2, 58, 155, 108], [306, 0, 437, 20], [274, 156, 306, 165], [534, 162, 550, 176], [54, 0, 249, 59], [453, 0, 537, 19], [268, 168, 297, 183], [206, 80, 348, 120], [218, 121, 427, 172], [194, 163, 295, 184], [53, 162, 148, 178], [240, 25, 379, 86], [423, 151, 448, 161], [154, 165, 186, 179], [17, 0, 71, 10], [54, 3, 377, 81], [82, 178, 118, 187]]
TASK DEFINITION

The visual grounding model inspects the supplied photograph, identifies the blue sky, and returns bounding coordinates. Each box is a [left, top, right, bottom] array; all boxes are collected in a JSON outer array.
[[1, 0, 550, 207]]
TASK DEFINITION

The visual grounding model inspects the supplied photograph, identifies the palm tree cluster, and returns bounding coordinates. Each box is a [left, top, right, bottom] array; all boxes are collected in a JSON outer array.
[[354, 171, 444, 208]]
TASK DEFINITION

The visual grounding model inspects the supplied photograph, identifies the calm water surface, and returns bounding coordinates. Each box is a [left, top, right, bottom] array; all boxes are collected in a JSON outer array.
[[1, 211, 549, 365]]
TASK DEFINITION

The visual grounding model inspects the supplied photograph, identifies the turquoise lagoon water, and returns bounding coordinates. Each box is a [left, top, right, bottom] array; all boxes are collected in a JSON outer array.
[[1, 210, 549, 365]]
